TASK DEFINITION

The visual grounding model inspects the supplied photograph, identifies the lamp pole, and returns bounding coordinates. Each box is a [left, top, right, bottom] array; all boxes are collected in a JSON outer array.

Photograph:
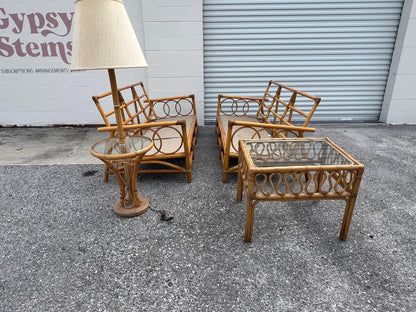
[[108, 68, 126, 145], [71, 0, 149, 214], [108, 68, 137, 206]]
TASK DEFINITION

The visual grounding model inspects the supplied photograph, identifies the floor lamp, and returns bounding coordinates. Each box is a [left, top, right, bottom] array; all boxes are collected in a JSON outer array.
[[70, 0, 148, 142], [70, 0, 149, 215]]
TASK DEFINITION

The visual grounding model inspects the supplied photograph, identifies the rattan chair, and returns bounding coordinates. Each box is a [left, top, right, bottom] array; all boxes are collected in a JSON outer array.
[[216, 80, 321, 182], [93, 82, 197, 182]]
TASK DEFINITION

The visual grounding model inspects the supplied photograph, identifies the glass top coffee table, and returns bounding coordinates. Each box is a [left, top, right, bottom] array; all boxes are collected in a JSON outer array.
[[237, 137, 364, 242]]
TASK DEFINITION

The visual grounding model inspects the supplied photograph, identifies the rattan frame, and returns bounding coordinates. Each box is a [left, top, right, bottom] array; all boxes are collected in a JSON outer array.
[[216, 81, 321, 182], [237, 137, 365, 242], [90, 137, 154, 214], [93, 82, 197, 182]]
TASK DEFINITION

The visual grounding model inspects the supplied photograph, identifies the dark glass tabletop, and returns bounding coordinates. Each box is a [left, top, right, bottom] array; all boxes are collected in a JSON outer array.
[[244, 138, 354, 168]]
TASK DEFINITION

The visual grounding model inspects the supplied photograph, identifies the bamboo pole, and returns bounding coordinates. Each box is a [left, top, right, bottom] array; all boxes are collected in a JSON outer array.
[[108, 69, 135, 205], [108, 69, 126, 145]]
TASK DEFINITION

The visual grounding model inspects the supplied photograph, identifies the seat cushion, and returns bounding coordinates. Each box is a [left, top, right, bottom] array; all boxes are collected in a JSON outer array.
[[148, 115, 195, 138], [142, 115, 196, 156], [145, 136, 186, 156], [218, 115, 271, 154]]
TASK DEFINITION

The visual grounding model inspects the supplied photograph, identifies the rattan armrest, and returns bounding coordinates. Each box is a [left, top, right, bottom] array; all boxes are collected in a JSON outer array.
[[97, 120, 183, 132], [150, 94, 195, 102], [230, 120, 315, 133], [218, 94, 264, 101]]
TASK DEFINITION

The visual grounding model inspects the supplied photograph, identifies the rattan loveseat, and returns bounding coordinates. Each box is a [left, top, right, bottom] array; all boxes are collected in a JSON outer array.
[[93, 82, 197, 182], [216, 80, 321, 182]]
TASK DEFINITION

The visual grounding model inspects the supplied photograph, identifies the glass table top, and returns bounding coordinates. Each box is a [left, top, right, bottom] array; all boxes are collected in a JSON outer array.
[[243, 138, 355, 168], [91, 136, 153, 157]]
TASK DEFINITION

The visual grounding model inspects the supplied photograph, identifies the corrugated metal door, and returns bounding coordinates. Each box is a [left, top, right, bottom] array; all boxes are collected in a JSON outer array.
[[203, 0, 404, 123]]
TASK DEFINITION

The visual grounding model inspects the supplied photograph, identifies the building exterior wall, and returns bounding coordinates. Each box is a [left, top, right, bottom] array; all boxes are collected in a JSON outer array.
[[0, 0, 147, 126], [381, 0, 416, 124], [141, 0, 205, 125], [0, 0, 414, 126]]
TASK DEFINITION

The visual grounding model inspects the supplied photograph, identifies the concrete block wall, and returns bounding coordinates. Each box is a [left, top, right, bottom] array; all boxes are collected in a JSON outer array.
[[0, 0, 414, 126], [382, 0, 416, 124], [0, 0, 147, 126], [141, 0, 204, 125]]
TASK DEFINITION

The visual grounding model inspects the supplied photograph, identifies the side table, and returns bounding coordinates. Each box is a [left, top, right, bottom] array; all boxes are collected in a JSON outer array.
[[90, 136, 153, 217], [237, 137, 364, 242]]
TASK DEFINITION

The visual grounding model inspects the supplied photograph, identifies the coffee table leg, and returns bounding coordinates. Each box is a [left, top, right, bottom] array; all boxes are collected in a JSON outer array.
[[237, 169, 243, 202], [339, 196, 357, 240], [244, 197, 255, 242]]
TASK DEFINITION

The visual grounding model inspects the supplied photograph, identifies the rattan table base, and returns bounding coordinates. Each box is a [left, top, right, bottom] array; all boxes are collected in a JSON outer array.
[[90, 136, 153, 217], [114, 196, 149, 217]]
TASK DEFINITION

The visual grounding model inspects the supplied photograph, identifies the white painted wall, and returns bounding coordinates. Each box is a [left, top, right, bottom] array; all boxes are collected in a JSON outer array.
[[0, 0, 414, 126], [0, 0, 147, 126], [381, 0, 416, 124], [141, 0, 204, 125]]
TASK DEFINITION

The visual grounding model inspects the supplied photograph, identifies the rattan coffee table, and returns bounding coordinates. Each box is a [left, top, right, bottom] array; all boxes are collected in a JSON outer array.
[[237, 137, 364, 242]]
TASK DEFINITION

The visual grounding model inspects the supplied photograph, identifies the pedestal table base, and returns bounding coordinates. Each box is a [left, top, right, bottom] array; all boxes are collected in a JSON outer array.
[[114, 195, 149, 217]]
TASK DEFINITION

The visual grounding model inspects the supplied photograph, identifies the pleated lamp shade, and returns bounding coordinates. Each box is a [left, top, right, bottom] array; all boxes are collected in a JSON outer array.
[[70, 0, 148, 70]]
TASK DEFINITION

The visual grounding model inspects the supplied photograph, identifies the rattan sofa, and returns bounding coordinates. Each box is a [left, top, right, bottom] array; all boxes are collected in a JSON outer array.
[[216, 80, 321, 182], [93, 82, 197, 182]]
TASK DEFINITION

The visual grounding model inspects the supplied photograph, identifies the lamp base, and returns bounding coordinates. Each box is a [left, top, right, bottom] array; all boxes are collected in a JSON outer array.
[[114, 196, 149, 217]]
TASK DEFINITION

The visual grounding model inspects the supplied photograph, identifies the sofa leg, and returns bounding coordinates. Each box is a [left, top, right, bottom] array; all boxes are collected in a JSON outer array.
[[222, 172, 228, 183]]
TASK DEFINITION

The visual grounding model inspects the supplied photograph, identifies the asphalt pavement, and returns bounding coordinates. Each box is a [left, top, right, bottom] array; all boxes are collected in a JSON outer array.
[[1, 124, 415, 311]]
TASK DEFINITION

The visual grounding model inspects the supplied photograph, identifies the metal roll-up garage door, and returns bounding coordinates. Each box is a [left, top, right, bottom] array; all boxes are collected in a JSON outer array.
[[203, 0, 404, 123]]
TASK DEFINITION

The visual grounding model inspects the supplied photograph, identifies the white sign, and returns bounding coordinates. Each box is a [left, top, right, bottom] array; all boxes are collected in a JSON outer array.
[[0, 6, 73, 69], [0, 1, 146, 126]]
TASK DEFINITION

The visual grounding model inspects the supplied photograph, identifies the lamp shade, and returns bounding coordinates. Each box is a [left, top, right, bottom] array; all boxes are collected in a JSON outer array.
[[70, 0, 148, 70]]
